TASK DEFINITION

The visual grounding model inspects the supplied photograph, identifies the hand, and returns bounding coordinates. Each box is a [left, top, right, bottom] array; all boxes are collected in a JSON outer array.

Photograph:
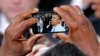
[[27, 44, 49, 56], [53, 5, 100, 56], [0, 8, 44, 56]]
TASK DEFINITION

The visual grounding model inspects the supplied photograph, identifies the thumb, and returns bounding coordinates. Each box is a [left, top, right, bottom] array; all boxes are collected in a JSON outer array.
[[32, 44, 47, 53], [53, 33, 72, 42], [26, 34, 44, 48]]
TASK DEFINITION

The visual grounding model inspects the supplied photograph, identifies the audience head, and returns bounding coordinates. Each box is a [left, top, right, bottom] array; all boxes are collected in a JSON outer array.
[[0, 0, 40, 20]]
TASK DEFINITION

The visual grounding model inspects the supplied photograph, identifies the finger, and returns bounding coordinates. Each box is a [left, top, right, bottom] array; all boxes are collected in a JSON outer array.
[[34, 47, 49, 56], [32, 44, 47, 53], [53, 7, 77, 29], [53, 33, 72, 42], [73, 6, 89, 20], [17, 8, 39, 23], [60, 5, 83, 23], [26, 34, 44, 48], [34, 49, 46, 56], [17, 18, 37, 35], [73, 6, 90, 25], [53, 33, 68, 39], [73, 6, 84, 15]]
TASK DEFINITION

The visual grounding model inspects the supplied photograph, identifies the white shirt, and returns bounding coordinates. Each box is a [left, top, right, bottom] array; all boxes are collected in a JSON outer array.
[[0, 14, 9, 34], [51, 24, 65, 32]]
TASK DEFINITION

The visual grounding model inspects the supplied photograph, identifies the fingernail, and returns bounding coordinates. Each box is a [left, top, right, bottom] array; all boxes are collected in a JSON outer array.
[[53, 7, 58, 11], [33, 8, 39, 12]]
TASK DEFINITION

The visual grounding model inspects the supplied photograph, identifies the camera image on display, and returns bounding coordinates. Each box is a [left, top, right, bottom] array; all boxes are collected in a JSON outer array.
[[32, 12, 68, 34]]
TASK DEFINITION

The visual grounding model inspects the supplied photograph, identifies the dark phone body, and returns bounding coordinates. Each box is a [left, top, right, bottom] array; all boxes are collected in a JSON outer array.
[[31, 11, 68, 43]]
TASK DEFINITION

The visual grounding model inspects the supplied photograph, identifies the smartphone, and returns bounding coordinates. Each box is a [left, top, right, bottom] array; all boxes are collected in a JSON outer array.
[[31, 11, 68, 34], [29, 11, 69, 43]]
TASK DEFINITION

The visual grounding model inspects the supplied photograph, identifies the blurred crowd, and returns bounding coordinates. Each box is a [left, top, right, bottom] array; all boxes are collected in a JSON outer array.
[[0, 0, 100, 56]]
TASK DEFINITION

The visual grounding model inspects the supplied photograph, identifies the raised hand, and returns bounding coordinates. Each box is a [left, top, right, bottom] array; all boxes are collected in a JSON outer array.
[[0, 8, 44, 56], [53, 5, 100, 56]]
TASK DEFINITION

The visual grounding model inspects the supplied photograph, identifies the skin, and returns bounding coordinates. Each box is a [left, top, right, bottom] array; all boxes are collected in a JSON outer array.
[[53, 5, 100, 56], [51, 15, 61, 26], [31, 44, 48, 56], [0, 9, 45, 56], [53, 0, 100, 56]]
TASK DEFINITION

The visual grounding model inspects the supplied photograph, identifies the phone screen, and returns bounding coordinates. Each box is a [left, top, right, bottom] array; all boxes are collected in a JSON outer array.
[[31, 11, 68, 34]]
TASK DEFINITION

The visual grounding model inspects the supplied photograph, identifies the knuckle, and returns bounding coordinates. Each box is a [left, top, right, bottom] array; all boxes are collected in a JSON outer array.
[[20, 14, 25, 19], [5, 28, 10, 34], [79, 19, 87, 26], [66, 6, 72, 10], [5, 25, 12, 34], [5, 28, 14, 37], [71, 24, 78, 30], [5, 26, 18, 38], [68, 23, 78, 31], [24, 21, 30, 27], [21, 21, 31, 29]]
